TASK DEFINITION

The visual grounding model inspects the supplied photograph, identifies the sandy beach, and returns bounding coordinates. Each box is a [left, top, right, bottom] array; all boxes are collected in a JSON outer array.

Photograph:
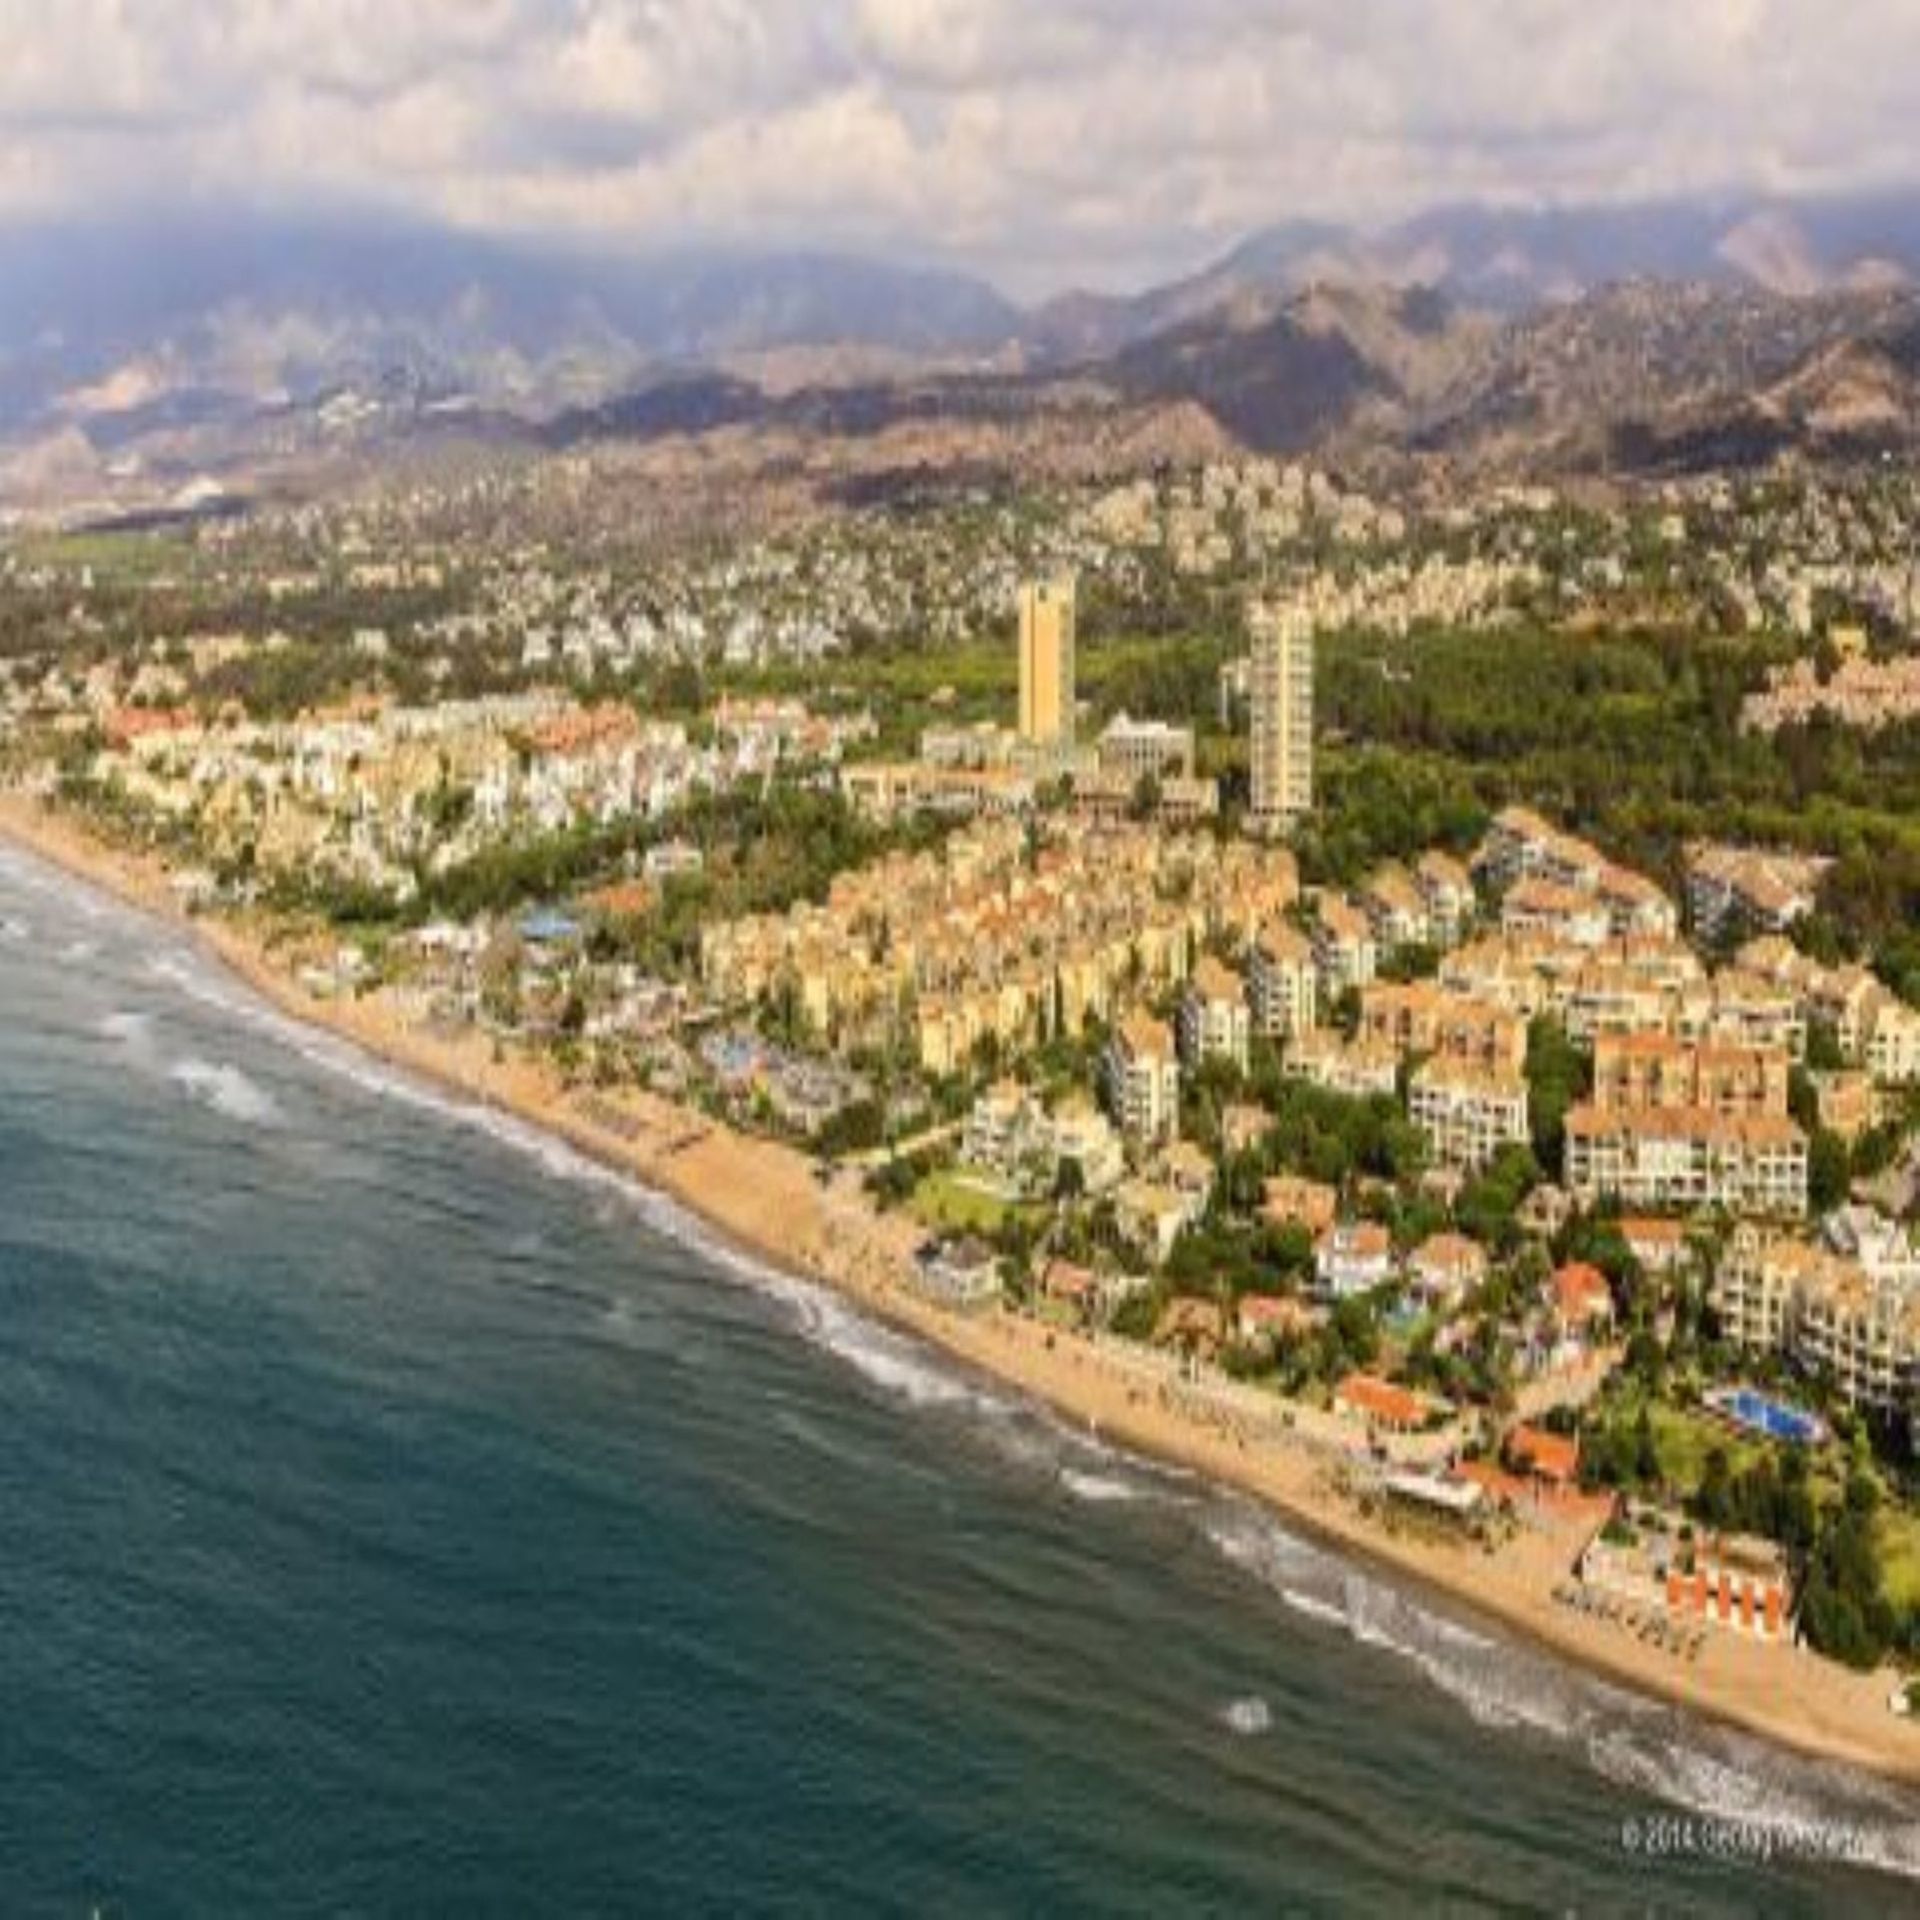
[[3, 788, 1916, 1788]]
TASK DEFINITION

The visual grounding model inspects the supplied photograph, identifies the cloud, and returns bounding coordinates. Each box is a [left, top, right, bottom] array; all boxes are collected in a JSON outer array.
[[1, 0, 1918, 291]]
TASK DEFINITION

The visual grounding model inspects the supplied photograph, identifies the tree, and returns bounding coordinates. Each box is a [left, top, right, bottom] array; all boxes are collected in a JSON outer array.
[[1525, 1017, 1589, 1172], [1808, 1128, 1852, 1215]]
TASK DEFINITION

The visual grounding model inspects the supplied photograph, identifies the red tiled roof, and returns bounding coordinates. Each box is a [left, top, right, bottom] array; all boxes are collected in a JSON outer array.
[[1335, 1372, 1425, 1428], [1508, 1424, 1580, 1484], [1553, 1262, 1614, 1321]]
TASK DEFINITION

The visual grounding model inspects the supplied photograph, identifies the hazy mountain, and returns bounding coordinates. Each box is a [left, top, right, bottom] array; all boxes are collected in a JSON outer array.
[[0, 214, 1024, 434], [10, 191, 1920, 521], [1029, 191, 1920, 359]]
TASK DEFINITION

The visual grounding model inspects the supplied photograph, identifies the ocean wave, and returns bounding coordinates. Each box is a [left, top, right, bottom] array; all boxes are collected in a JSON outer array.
[[168, 1059, 283, 1128], [1587, 1723, 1920, 1880], [1278, 1587, 1347, 1629], [1220, 1696, 1272, 1737], [1060, 1468, 1143, 1505], [1204, 1503, 1920, 1876], [99, 1009, 155, 1051]]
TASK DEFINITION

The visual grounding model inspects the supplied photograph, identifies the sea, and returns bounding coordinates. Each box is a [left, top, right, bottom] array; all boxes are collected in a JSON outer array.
[[2, 839, 1917, 1917]]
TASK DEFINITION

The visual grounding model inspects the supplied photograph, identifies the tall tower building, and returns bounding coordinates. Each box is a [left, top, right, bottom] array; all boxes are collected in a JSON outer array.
[[1017, 575, 1076, 747], [1248, 602, 1313, 833]]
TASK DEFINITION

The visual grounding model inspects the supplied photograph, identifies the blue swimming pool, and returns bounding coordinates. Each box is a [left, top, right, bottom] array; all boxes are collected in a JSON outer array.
[[1705, 1386, 1827, 1446]]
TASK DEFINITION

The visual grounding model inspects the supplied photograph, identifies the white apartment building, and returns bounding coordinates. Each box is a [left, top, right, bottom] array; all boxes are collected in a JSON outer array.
[[1283, 1030, 1399, 1100], [1103, 1010, 1182, 1147], [1564, 1107, 1807, 1216], [1408, 1060, 1531, 1171], [1178, 955, 1251, 1074], [1311, 894, 1377, 998], [1248, 602, 1313, 832], [1248, 921, 1317, 1040], [1717, 1223, 1920, 1419]]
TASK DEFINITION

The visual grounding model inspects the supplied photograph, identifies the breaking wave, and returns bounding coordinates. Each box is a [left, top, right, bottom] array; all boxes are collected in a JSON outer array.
[[1060, 1468, 1144, 1504], [169, 1059, 283, 1128], [1202, 1504, 1920, 1878], [1220, 1696, 1273, 1737]]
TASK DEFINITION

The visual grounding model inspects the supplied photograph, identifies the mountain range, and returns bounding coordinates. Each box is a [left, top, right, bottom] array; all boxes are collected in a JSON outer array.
[[7, 189, 1920, 520]]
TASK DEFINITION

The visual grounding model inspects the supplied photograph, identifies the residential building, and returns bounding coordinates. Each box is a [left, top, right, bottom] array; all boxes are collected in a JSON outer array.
[[1114, 1179, 1193, 1266], [1359, 981, 1526, 1074], [1407, 1232, 1488, 1309], [1248, 601, 1313, 832], [1685, 843, 1827, 944], [1590, 1033, 1791, 1121], [1415, 850, 1476, 948], [1502, 877, 1613, 948], [1716, 1223, 1920, 1419], [1103, 1010, 1181, 1147], [1311, 893, 1377, 997], [1315, 1222, 1396, 1298], [1248, 920, 1317, 1040], [1261, 1174, 1338, 1237], [915, 1237, 1002, 1310], [1333, 1371, 1431, 1431], [1096, 713, 1195, 784], [1283, 1029, 1399, 1100], [1179, 955, 1251, 1074], [1564, 1107, 1808, 1215], [1408, 1059, 1531, 1170], [1355, 862, 1430, 954], [960, 1082, 1124, 1196], [1017, 574, 1076, 747]]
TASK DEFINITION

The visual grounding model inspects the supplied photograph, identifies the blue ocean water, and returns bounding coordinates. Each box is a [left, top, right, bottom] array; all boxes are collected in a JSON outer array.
[[1, 843, 1916, 1916]]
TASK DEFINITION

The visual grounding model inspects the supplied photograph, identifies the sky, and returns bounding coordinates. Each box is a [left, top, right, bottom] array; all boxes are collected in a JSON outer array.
[[5, 0, 1920, 295]]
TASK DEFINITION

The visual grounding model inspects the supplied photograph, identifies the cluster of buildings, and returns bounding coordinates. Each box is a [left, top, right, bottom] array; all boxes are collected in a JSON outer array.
[[699, 815, 1301, 1079], [88, 691, 872, 898], [840, 575, 1308, 834], [1715, 1208, 1920, 1421], [1743, 647, 1920, 735]]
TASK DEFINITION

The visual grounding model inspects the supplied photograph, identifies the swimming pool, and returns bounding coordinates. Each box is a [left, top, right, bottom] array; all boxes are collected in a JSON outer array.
[[1705, 1385, 1827, 1446]]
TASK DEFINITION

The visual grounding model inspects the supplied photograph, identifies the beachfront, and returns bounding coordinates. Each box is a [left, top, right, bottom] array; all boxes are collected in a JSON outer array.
[[0, 789, 1914, 1786]]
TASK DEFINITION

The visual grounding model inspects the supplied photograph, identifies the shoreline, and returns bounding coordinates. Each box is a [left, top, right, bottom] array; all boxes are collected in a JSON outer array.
[[3, 791, 1917, 1791]]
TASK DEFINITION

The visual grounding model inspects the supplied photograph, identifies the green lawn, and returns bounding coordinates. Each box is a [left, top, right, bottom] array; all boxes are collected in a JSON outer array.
[[1643, 1398, 1769, 1487], [1878, 1505, 1920, 1614], [911, 1168, 1038, 1237]]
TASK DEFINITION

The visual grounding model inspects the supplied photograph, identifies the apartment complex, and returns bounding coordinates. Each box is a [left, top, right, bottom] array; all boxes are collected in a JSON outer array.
[[1017, 574, 1077, 747], [1103, 1011, 1182, 1146], [1716, 1220, 1920, 1419], [1566, 1029, 1804, 1214], [1179, 955, 1251, 1074], [1685, 843, 1827, 944], [1248, 601, 1314, 832], [961, 1081, 1126, 1197], [1409, 1059, 1531, 1170], [1590, 1033, 1790, 1120], [702, 820, 1295, 1078], [1310, 893, 1377, 997], [1359, 981, 1527, 1074], [1248, 921, 1317, 1041], [1284, 1030, 1399, 1100], [1474, 806, 1679, 940], [1565, 1108, 1807, 1215]]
